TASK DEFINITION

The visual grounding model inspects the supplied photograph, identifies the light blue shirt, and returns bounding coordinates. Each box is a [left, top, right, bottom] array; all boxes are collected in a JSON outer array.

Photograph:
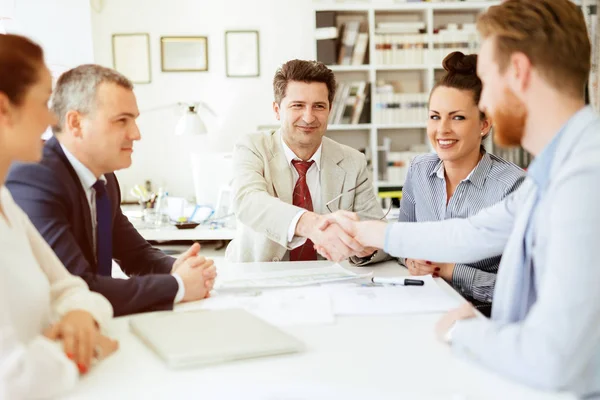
[[384, 106, 600, 396]]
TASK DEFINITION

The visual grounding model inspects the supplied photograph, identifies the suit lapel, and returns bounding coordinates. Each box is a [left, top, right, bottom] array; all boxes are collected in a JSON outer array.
[[268, 131, 294, 204], [48, 137, 95, 260], [321, 138, 346, 213]]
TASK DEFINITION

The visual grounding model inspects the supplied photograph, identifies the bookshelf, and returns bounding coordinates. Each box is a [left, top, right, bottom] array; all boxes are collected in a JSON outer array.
[[314, 1, 501, 190]]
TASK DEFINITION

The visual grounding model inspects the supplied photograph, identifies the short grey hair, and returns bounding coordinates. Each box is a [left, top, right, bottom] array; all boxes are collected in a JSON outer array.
[[51, 64, 133, 134]]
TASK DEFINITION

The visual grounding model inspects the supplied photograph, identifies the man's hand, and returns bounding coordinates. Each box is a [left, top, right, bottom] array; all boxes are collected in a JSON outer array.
[[313, 212, 387, 261], [173, 256, 217, 302], [317, 212, 388, 252], [435, 302, 476, 343], [295, 211, 364, 262], [314, 222, 365, 262], [316, 210, 359, 235], [44, 310, 100, 374], [172, 242, 201, 272]]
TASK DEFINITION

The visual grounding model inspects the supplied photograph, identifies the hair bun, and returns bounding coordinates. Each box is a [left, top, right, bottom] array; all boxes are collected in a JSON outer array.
[[442, 51, 478, 75]]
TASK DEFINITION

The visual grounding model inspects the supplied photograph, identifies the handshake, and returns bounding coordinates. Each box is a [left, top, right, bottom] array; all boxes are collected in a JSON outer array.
[[296, 210, 387, 262]]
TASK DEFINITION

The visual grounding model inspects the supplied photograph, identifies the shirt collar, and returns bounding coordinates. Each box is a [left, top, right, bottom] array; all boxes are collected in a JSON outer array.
[[280, 134, 322, 171], [430, 151, 493, 189], [60, 143, 106, 190], [527, 110, 576, 190]]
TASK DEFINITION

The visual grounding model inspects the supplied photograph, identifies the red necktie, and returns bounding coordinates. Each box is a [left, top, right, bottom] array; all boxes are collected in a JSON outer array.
[[290, 159, 317, 261]]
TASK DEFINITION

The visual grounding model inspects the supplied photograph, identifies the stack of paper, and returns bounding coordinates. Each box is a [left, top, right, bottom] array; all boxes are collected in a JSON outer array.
[[176, 287, 334, 326], [215, 264, 371, 290]]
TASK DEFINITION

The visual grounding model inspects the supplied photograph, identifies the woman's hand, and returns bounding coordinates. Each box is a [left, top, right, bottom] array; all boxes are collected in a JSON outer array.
[[405, 258, 437, 276], [405, 259, 455, 280], [44, 310, 100, 374], [94, 334, 119, 361]]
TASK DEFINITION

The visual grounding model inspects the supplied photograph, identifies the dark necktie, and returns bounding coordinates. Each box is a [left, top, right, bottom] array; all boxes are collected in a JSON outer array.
[[92, 180, 112, 276], [290, 160, 317, 262]]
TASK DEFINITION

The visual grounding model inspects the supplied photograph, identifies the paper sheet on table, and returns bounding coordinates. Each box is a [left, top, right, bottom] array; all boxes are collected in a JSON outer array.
[[327, 275, 462, 315], [215, 263, 371, 290], [176, 287, 334, 326]]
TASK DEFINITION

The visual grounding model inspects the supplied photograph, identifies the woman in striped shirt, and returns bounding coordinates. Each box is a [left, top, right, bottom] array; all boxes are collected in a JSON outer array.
[[399, 51, 525, 315]]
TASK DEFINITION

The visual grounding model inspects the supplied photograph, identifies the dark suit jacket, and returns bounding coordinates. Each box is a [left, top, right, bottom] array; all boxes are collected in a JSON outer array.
[[6, 137, 178, 316]]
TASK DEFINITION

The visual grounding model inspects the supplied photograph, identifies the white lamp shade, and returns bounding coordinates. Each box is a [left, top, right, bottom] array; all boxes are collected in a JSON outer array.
[[175, 108, 207, 136]]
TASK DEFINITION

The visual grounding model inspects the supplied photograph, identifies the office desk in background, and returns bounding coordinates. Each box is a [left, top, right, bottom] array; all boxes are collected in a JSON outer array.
[[135, 225, 236, 242], [67, 261, 574, 400], [122, 205, 236, 243]]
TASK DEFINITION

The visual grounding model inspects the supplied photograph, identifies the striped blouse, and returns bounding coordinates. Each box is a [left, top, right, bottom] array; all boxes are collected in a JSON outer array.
[[398, 151, 525, 303]]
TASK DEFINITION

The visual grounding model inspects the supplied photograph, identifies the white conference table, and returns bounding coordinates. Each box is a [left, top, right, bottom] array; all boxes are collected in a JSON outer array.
[[66, 261, 574, 400]]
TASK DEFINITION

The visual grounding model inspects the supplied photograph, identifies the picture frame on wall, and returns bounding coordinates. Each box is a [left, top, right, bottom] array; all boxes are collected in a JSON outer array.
[[112, 33, 151, 84], [225, 30, 260, 77], [161, 36, 208, 72]]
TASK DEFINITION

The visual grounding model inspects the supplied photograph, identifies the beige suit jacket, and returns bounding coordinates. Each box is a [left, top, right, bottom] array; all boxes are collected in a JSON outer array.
[[226, 130, 389, 264]]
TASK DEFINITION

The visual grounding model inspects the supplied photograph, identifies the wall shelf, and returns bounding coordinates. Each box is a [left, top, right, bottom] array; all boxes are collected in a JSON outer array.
[[328, 123, 372, 130], [314, 1, 498, 190]]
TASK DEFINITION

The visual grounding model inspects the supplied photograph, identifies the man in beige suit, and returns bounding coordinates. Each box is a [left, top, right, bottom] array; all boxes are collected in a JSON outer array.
[[226, 60, 389, 264]]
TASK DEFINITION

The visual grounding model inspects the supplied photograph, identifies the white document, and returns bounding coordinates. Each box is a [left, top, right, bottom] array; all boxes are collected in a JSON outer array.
[[328, 275, 461, 315], [215, 263, 371, 290], [176, 287, 335, 326]]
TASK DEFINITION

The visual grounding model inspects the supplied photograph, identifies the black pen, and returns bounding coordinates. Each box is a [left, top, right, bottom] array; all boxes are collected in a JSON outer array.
[[371, 277, 424, 286]]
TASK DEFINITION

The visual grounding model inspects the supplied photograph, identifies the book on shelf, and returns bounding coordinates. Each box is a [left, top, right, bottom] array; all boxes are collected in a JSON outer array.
[[374, 83, 428, 125], [315, 12, 370, 66], [316, 11, 338, 66], [374, 21, 425, 35], [375, 34, 428, 65], [338, 21, 361, 65], [328, 81, 370, 125], [351, 33, 369, 65], [351, 82, 369, 124], [490, 144, 532, 169]]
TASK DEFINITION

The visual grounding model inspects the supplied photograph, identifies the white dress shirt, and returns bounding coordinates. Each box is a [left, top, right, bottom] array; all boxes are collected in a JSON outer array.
[[60, 145, 185, 303], [0, 186, 113, 399], [60, 144, 105, 257], [384, 107, 600, 396], [281, 137, 323, 249]]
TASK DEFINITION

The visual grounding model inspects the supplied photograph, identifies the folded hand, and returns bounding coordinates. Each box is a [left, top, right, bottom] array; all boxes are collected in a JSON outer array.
[[44, 310, 100, 374]]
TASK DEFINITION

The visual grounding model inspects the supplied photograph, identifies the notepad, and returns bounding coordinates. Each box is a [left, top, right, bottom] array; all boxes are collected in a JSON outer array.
[[130, 308, 304, 369]]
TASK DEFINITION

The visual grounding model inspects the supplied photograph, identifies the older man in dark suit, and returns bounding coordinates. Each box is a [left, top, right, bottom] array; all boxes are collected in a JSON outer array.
[[7, 64, 216, 316]]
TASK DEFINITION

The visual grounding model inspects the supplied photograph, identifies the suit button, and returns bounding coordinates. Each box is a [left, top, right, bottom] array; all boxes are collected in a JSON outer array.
[[272, 257, 280, 262]]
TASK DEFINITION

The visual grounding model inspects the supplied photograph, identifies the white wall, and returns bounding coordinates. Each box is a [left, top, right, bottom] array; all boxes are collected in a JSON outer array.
[[91, 0, 316, 200], [5, 0, 94, 139], [10, 0, 94, 68]]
